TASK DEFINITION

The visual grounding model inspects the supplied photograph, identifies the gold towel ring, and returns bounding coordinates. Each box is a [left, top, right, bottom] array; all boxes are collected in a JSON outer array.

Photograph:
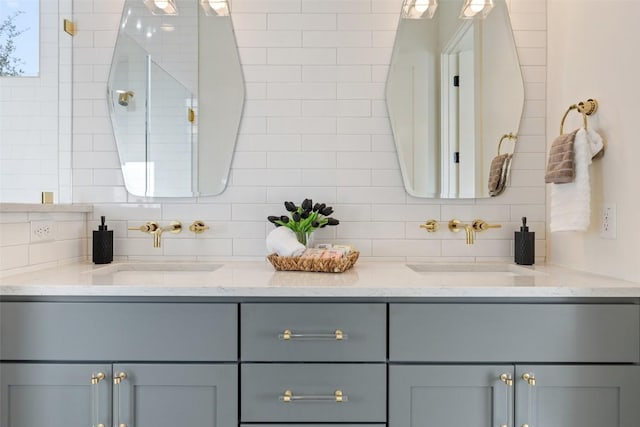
[[560, 98, 598, 134], [497, 133, 517, 155]]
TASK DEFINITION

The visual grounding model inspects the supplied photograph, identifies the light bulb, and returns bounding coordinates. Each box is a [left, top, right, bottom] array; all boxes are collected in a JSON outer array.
[[470, 0, 485, 12], [414, 0, 429, 13]]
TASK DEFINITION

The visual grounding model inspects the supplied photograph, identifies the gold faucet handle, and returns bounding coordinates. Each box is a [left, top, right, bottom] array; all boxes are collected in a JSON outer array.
[[448, 219, 463, 232], [472, 220, 502, 232], [189, 220, 210, 234], [128, 221, 159, 233], [164, 220, 182, 234], [420, 220, 439, 233]]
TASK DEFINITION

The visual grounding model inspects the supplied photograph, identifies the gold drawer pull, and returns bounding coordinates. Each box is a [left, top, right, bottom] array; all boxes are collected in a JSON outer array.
[[279, 329, 347, 341], [280, 389, 348, 403]]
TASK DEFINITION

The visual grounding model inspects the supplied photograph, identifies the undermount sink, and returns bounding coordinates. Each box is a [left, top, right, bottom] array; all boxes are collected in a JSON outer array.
[[94, 262, 223, 274], [407, 263, 543, 277]]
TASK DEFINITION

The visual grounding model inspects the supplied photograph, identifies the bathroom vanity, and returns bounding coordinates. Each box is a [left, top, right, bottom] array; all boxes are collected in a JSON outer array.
[[1, 261, 640, 427]]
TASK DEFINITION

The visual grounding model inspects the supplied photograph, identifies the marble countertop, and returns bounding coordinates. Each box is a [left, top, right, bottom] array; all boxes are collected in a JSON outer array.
[[1, 260, 639, 298]]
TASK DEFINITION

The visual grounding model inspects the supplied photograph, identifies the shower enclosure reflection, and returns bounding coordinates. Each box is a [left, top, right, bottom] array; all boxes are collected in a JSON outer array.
[[107, 0, 244, 197]]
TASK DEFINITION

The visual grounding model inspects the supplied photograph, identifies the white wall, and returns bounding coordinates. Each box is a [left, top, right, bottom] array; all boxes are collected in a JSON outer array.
[[72, 0, 547, 262], [547, 0, 640, 282]]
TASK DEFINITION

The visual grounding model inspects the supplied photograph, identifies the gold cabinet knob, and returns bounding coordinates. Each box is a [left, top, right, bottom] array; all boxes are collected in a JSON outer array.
[[522, 425, 530, 427], [114, 372, 127, 384], [420, 220, 439, 233], [499, 373, 513, 387], [522, 373, 536, 386], [91, 372, 105, 384], [120, 424, 128, 427], [189, 220, 210, 234], [98, 424, 105, 427]]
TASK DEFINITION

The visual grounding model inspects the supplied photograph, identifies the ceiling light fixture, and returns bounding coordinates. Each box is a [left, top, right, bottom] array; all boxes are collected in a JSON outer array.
[[402, 0, 438, 19], [460, 0, 494, 19], [201, 0, 230, 16], [143, 0, 178, 16]]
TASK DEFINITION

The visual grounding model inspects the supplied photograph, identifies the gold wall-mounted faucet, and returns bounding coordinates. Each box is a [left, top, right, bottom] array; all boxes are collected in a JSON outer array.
[[128, 221, 182, 248], [448, 219, 502, 244], [448, 219, 475, 244]]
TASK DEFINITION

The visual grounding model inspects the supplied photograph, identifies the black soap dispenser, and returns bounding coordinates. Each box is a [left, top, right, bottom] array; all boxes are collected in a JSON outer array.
[[93, 216, 113, 264], [514, 217, 535, 265]]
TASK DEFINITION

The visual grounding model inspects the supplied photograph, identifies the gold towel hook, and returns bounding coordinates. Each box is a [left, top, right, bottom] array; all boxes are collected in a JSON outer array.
[[560, 98, 598, 134], [497, 133, 517, 155]]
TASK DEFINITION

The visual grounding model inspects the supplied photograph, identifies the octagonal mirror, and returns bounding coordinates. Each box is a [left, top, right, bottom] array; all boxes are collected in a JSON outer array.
[[108, 0, 244, 197], [386, 0, 524, 198]]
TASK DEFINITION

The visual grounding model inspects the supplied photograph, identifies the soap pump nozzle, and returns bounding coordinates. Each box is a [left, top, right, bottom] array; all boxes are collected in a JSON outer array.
[[99, 215, 108, 231], [520, 216, 529, 232]]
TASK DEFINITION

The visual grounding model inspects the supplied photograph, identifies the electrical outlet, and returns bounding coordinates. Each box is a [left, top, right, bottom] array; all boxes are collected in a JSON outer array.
[[600, 204, 617, 239], [30, 220, 55, 243]]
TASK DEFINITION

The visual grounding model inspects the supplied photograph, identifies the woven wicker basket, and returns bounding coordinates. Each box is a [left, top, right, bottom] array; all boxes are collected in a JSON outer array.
[[267, 251, 359, 273]]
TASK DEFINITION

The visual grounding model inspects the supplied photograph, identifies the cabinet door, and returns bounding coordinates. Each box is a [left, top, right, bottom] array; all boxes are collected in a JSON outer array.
[[113, 364, 237, 427], [389, 365, 514, 427], [0, 363, 111, 427], [516, 365, 640, 427]]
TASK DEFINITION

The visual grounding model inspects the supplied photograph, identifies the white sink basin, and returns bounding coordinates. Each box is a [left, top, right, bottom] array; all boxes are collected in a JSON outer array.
[[407, 263, 543, 277]]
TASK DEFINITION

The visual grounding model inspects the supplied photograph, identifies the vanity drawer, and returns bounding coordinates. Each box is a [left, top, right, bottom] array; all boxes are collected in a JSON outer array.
[[0, 302, 237, 361], [389, 304, 640, 363], [241, 303, 386, 361], [241, 363, 386, 422]]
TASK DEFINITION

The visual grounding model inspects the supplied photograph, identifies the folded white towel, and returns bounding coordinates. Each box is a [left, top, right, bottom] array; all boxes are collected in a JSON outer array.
[[266, 227, 305, 257], [550, 128, 603, 232]]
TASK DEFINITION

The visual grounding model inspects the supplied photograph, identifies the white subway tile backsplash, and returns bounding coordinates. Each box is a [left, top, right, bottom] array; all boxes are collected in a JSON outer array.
[[268, 13, 336, 31], [302, 65, 371, 82], [0, 223, 30, 246], [303, 31, 372, 48], [337, 48, 393, 65], [243, 65, 302, 82], [267, 151, 337, 169], [232, 13, 268, 30], [236, 134, 301, 151], [268, 48, 337, 65], [372, 239, 441, 257], [236, 30, 302, 47], [301, 0, 370, 14], [37, 0, 546, 263], [267, 82, 337, 99]]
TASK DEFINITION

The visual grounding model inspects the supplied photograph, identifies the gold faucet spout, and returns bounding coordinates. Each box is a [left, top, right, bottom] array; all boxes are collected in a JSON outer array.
[[464, 224, 475, 245]]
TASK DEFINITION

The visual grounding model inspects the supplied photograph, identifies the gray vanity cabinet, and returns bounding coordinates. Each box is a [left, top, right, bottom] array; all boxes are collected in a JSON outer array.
[[0, 302, 238, 427], [515, 365, 640, 427], [1, 363, 112, 427], [113, 364, 237, 427], [1, 363, 237, 427], [389, 365, 514, 427], [388, 303, 640, 427]]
